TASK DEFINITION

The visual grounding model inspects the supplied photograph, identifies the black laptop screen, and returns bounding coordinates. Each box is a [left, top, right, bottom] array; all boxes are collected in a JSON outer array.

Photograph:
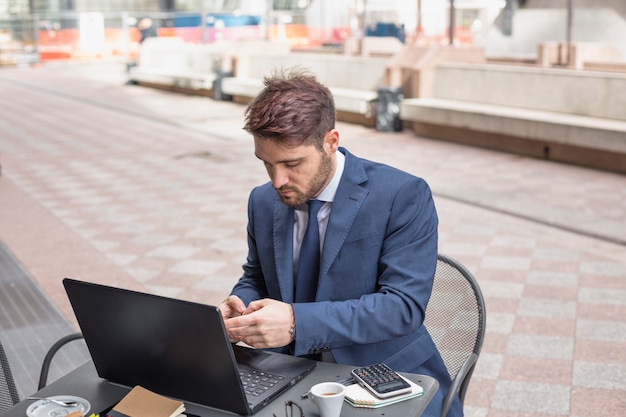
[[63, 278, 251, 415]]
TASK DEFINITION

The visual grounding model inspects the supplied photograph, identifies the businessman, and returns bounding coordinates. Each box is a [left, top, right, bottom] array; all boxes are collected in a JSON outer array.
[[220, 69, 462, 416]]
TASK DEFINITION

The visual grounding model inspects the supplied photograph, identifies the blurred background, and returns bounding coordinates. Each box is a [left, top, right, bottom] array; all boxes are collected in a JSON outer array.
[[1, 1, 625, 417], [0, 1, 624, 66]]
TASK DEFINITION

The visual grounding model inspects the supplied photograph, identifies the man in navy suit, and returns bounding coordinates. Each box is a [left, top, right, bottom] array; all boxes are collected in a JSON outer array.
[[220, 69, 462, 417]]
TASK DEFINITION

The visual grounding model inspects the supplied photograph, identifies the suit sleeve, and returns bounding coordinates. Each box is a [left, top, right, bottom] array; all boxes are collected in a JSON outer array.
[[229, 189, 270, 306]]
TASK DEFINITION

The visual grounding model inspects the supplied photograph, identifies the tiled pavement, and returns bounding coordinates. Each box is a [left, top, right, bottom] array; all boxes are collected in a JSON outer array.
[[0, 60, 625, 416]]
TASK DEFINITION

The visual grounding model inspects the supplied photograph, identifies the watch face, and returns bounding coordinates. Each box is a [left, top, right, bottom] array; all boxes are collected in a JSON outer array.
[[27, 396, 91, 417]]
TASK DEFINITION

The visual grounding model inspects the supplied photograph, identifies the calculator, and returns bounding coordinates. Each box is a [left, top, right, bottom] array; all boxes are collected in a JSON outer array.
[[350, 363, 413, 398]]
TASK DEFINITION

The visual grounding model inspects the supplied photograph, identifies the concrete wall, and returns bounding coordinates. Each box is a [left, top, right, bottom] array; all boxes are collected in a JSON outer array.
[[400, 61, 626, 173], [239, 53, 390, 91], [433, 62, 626, 121]]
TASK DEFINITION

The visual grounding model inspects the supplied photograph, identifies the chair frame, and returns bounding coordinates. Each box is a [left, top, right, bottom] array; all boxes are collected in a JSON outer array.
[[37, 332, 85, 390], [428, 254, 487, 417]]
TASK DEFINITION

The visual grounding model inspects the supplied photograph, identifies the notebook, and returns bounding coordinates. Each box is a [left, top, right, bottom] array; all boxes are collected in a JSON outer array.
[[108, 385, 186, 417], [344, 376, 423, 409], [62, 278, 316, 416]]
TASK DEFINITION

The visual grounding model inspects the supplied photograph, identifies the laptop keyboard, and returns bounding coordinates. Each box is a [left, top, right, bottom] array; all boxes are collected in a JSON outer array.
[[240, 369, 286, 397]]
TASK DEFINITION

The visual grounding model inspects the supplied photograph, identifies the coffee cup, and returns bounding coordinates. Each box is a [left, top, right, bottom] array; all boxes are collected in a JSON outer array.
[[309, 382, 346, 417]]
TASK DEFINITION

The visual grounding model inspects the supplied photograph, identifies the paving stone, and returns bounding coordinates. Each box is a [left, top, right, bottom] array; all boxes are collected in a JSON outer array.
[[0, 60, 625, 416]]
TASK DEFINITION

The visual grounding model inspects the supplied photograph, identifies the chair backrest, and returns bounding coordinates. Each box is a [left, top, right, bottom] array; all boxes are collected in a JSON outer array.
[[38, 332, 85, 390], [0, 340, 20, 413], [424, 254, 486, 414]]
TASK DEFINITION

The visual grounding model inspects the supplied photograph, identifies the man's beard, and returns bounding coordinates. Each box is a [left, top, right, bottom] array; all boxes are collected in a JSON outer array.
[[276, 151, 333, 207]]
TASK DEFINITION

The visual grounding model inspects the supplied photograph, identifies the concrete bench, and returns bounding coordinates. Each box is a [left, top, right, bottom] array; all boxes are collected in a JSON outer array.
[[221, 52, 397, 127], [128, 37, 228, 96], [400, 62, 626, 174]]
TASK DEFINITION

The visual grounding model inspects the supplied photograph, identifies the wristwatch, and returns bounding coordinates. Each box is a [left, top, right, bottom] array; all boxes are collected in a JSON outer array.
[[289, 322, 296, 340]]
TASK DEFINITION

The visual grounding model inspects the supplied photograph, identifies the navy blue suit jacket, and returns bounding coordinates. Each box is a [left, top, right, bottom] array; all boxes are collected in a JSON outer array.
[[232, 148, 462, 416]]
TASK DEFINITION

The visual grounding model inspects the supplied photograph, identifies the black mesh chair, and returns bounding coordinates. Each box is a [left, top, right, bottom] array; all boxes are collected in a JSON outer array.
[[0, 339, 20, 413], [424, 254, 487, 417]]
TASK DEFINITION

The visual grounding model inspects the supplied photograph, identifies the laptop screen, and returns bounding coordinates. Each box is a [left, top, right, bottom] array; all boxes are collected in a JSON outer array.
[[63, 278, 253, 414], [62, 278, 316, 416]]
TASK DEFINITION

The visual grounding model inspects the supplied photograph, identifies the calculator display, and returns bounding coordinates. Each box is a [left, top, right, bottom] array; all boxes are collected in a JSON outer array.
[[378, 379, 407, 391]]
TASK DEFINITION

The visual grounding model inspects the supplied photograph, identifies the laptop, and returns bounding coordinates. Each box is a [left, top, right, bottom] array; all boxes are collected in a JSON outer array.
[[62, 278, 316, 415]]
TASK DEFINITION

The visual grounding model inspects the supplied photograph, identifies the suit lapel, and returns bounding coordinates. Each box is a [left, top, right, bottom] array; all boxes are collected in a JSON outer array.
[[273, 199, 295, 303], [320, 150, 368, 279]]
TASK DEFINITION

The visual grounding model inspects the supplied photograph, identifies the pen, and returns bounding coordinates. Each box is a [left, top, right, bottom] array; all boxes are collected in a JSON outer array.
[[335, 376, 356, 385]]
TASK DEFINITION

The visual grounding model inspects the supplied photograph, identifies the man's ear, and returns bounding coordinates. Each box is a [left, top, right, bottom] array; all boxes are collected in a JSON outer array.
[[324, 129, 340, 152]]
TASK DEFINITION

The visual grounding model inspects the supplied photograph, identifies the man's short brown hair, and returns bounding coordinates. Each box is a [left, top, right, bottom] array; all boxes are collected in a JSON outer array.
[[243, 68, 336, 150]]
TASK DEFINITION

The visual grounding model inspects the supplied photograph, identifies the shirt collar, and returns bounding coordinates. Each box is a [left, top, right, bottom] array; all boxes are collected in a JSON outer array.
[[316, 149, 345, 203]]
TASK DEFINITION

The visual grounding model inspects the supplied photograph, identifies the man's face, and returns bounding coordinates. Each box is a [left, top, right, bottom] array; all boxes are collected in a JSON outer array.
[[254, 130, 339, 207]]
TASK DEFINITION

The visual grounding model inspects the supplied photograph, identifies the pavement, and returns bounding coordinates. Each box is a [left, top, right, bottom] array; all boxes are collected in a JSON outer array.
[[0, 59, 625, 417]]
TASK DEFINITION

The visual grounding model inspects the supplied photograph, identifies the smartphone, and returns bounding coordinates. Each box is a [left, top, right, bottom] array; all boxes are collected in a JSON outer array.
[[350, 363, 412, 398]]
